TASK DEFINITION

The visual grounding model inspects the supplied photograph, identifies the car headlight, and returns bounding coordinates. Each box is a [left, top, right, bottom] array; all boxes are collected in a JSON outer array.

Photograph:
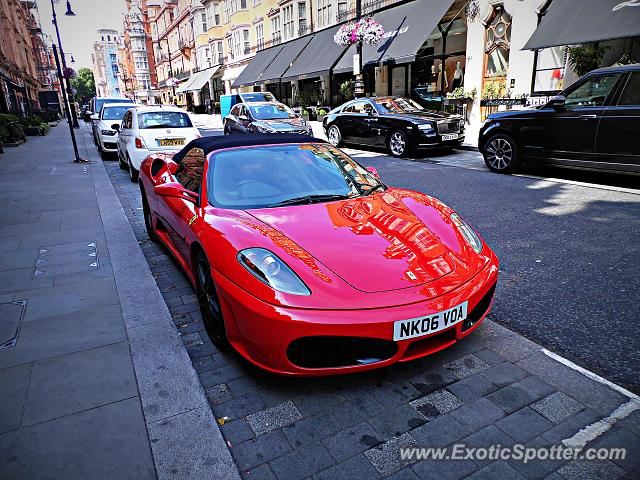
[[101, 129, 117, 136], [237, 248, 310, 295], [255, 123, 276, 133], [417, 123, 435, 132], [450, 213, 483, 254]]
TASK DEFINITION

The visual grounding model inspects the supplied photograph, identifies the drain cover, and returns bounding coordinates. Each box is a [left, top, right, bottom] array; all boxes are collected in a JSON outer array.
[[0, 300, 26, 349], [33, 241, 98, 278]]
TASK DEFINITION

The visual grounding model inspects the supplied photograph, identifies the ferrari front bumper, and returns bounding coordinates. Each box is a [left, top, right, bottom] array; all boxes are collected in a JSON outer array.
[[214, 251, 499, 376]]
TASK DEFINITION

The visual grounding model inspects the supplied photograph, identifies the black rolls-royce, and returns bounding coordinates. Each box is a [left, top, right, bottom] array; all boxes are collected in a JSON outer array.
[[322, 96, 464, 157], [479, 64, 640, 175]]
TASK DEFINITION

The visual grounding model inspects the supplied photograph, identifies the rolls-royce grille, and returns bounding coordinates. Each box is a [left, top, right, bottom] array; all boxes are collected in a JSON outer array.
[[437, 121, 461, 135]]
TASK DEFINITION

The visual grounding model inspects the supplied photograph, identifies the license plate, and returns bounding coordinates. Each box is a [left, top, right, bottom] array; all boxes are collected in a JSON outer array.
[[441, 133, 458, 141], [158, 138, 185, 146], [393, 301, 468, 341]]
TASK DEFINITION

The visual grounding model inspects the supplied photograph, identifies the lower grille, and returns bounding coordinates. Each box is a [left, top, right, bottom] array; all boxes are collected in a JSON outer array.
[[462, 282, 497, 331], [287, 336, 397, 368]]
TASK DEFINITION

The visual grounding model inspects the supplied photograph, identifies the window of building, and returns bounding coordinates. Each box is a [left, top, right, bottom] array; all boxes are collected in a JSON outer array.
[[227, 36, 234, 60], [337, 1, 347, 19], [256, 22, 264, 50], [213, 3, 220, 25], [317, 0, 331, 28], [243, 29, 250, 55], [253, 0, 261, 5], [216, 41, 224, 64], [298, 2, 307, 35], [283, 4, 294, 41], [483, 5, 511, 97], [201, 12, 208, 32], [271, 16, 281, 44], [532, 46, 566, 94], [240, 0, 247, 9]]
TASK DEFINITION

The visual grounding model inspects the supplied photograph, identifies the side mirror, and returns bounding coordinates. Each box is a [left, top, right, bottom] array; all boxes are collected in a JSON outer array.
[[90, 113, 99, 121], [548, 95, 566, 111], [111, 124, 120, 131], [366, 166, 380, 179], [154, 182, 199, 203]]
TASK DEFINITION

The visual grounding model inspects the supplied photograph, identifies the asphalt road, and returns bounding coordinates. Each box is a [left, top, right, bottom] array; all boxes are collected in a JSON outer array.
[[198, 126, 640, 392]]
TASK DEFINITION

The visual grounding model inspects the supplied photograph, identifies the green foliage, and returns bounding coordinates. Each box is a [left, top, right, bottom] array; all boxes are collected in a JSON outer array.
[[70, 67, 96, 104], [447, 87, 477, 99], [301, 108, 309, 116], [317, 108, 328, 116], [20, 115, 45, 128], [38, 123, 50, 135], [568, 44, 610, 77], [0, 113, 25, 142], [339, 80, 355, 100], [0, 113, 19, 126], [294, 89, 323, 107], [481, 80, 506, 99]]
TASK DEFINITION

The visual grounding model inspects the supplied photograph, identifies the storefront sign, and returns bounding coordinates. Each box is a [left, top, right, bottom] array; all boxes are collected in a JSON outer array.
[[480, 97, 527, 107]]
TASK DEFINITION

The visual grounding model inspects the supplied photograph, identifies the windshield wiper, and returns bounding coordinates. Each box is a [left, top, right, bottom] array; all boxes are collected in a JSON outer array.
[[145, 124, 177, 129], [363, 184, 386, 196], [268, 194, 350, 207]]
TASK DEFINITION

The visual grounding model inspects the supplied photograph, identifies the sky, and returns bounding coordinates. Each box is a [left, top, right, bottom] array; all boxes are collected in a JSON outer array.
[[37, 0, 128, 70]]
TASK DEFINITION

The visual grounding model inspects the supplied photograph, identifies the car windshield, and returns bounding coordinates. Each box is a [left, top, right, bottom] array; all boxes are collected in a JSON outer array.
[[96, 98, 132, 113], [249, 104, 296, 120], [208, 143, 384, 209], [101, 106, 131, 120], [240, 92, 275, 102], [138, 111, 193, 129], [374, 97, 425, 114]]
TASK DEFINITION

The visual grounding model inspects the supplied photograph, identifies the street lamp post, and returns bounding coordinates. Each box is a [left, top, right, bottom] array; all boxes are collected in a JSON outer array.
[[353, 0, 364, 98], [51, 0, 79, 128], [52, 44, 82, 162]]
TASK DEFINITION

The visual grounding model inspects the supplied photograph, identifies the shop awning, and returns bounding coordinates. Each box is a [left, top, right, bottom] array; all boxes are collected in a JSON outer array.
[[175, 65, 221, 93], [281, 25, 347, 81], [258, 35, 315, 84], [232, 46, 284, 87], [222, 64, 247, 83], [333, 0, 454, 74], [524, 0, 640, 50]]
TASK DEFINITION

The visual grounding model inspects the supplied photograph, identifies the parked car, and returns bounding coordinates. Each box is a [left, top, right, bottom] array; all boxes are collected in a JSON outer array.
[[138, 134, 498, 375], [89, 96, 134, 144], [323, 96, 465, 157], [92, 103, 140, 158], [479, 64, 640, 174], [223, 101, 313, 136], [116, 106, 201, 182], [220, 91, 277, 120]]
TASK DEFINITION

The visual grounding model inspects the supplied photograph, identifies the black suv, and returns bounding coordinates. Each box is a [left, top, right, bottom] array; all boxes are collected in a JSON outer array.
[[479, 64, 640, 174]]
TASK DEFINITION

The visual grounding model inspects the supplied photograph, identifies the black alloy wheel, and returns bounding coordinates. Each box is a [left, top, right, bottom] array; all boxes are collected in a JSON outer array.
[[128, 156, 139, 183], [483, 134, 521, 173], [195, 252, 229, 349]]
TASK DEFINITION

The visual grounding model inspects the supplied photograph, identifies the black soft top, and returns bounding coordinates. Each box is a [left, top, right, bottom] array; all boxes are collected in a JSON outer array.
[[173, 134, 324, 163]]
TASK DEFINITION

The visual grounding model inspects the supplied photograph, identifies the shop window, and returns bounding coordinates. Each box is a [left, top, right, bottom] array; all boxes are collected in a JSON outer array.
[[532, 46, 566, 94], [483, 6, 511, 96]]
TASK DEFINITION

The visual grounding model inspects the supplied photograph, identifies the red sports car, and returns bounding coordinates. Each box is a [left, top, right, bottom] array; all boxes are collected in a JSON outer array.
[[139, 134, 499, 376]]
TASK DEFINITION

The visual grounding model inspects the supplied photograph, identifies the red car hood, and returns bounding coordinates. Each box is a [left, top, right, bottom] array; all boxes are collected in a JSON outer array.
[[247, 189, 469, 293]]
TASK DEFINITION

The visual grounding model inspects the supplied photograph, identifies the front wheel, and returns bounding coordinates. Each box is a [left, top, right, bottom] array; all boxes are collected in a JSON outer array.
[[141, 188, 159, 243], [483, 134, 521, 173], [387, 129, 412, 157], [118, 150, 127, 169], [327, 125, 342, 147], [195, 252, 229, 349]]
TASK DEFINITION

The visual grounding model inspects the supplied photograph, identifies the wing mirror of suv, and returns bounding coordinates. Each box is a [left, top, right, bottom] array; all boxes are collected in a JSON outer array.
[[111, 124, 120, 131], [154, 182, 199, 203], [90, 113, 99, 121], [548, 95, 566, 111], [366, 166, 381, 179]]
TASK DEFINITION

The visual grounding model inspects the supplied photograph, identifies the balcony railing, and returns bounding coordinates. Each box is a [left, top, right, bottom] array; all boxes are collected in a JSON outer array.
[[336, 0, 387, 22], [271, 32, 282, 46], [298, 23, 309, 36]]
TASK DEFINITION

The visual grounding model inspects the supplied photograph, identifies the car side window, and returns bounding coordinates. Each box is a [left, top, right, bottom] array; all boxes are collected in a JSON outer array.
[[175, 147, 205, 196], [344, 101, 371, 114], [617, 72, 640, 106], [564, 74, 620, 108]]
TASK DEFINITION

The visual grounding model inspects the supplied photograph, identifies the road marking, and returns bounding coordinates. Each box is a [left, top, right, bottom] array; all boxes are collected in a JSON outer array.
[[541, 348, 640, 449]]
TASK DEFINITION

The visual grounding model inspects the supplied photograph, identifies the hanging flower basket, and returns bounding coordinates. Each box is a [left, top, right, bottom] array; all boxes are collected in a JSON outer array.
[[62, 67, 77, 79], [334, 17, 384, 47]]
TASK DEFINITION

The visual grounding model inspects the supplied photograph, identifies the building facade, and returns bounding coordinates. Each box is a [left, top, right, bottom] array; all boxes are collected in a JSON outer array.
[[92, 29, 125, 97], [122, 0, 159, 104], [150, 0, 198, 106], [0, 0, 52, 115]]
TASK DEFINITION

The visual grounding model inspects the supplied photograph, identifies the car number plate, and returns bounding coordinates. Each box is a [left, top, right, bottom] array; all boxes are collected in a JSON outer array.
[[393, 301, 468, 341], [441, 133, 458, 141], [158, 138, 185, 146]]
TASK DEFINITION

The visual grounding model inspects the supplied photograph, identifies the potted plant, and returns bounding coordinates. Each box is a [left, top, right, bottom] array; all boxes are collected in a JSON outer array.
[[301, 108, 310, 121], [316, 108, 328, 122]]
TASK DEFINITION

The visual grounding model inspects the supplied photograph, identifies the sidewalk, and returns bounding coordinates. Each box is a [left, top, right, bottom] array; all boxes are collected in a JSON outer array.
[[0, 124, 239, 480]]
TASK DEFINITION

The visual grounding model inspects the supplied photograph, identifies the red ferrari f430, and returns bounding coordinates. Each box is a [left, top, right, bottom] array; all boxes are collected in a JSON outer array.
[[138, 134, 499, 375]]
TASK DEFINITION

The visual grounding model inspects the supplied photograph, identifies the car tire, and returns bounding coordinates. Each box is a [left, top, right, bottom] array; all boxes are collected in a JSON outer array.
[[483, 134, 521, 173], [387, 129, 412, 157], [128, 156, 139, 183], [118, 151, 127, 170], [327, 125, 343, 147], [140, 186, 159, 243], [195, 251, 229, 349]]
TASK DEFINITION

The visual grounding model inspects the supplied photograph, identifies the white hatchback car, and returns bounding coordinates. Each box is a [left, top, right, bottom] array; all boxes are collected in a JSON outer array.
[[116, 106, 201, 182], [93, 103, 140, 158]]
